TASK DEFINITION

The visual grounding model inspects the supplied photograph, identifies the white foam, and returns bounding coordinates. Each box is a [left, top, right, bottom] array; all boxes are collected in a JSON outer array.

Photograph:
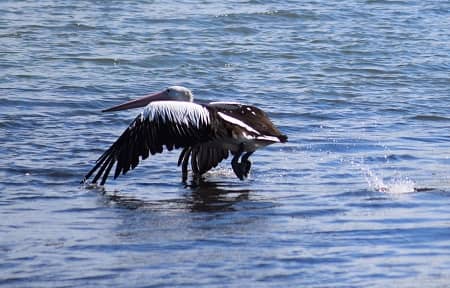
[[205, 167, 236, 178]]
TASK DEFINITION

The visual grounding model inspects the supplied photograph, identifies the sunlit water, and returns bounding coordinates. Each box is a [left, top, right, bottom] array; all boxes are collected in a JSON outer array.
[[1, 1, 450, 287]]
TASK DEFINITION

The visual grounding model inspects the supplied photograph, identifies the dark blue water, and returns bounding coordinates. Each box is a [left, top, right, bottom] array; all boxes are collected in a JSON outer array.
[[1, 1, 450, 287]]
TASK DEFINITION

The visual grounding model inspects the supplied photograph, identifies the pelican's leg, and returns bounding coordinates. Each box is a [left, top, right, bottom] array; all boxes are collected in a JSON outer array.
[[191, 146, 202, 185], [191, 147, 200, 178], [181, 147, 192, 183], [231, 144, 245, 180], [241, 152, 253, 178]]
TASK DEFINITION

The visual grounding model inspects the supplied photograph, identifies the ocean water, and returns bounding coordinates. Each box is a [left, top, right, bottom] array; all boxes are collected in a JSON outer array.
[[1, 1, 450, 287]]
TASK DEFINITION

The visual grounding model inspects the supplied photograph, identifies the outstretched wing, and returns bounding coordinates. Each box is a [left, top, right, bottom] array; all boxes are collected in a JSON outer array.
[[82, 101, 211, 185]]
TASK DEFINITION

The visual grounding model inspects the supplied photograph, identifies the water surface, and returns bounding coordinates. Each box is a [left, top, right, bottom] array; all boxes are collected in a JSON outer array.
[[1, 1, 450, 287]]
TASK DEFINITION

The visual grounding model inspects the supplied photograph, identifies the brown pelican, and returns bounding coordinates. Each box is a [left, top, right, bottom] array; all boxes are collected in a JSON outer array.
[[82, 86, 287, 185]]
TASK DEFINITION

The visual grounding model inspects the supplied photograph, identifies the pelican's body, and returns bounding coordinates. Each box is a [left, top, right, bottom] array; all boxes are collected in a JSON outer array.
[[82, 86, 287, 185]]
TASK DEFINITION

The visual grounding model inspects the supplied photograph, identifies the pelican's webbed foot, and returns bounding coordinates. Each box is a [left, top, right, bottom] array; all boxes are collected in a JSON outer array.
[[231, 145, 253, 180], [241, 151, 253, 179]]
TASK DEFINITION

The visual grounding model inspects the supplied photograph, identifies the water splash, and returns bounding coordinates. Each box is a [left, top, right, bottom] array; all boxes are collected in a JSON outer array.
[[362, 166, 416, 194]]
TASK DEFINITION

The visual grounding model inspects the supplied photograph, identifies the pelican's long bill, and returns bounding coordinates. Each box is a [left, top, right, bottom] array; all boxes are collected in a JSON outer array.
[[102, 91, 166, 112]]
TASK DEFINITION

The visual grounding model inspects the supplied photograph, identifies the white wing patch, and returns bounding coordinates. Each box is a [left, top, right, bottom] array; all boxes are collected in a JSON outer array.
[[256, 135, 280, 142], [242, 133, 281, 143], [143, 101, 210, 128], [217, 112, 260, 134]]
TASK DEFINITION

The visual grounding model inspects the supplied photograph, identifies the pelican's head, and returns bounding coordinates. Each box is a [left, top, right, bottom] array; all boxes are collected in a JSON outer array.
[[165, 86, 194, 102], [102, 85, 194, 112]]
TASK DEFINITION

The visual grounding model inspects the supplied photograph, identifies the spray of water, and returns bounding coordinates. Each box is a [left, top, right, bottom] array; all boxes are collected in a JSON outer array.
[[361, 166, 416, 194]]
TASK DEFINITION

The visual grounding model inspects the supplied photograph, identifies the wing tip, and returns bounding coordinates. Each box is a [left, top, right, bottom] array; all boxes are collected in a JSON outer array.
[[279, 134, 288, 143]]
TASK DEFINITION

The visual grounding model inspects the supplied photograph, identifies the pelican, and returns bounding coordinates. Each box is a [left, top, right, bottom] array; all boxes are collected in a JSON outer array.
[[82, 86, 287, 185]]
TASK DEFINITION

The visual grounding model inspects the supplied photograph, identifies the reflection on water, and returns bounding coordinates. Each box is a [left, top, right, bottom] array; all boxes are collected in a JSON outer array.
[[104, 181, 253, 212], [188, 181, 252, 212]]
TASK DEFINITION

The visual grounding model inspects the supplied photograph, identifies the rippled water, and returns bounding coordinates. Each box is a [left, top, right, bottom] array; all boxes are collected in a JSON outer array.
[[1, 1, 450, 287]]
